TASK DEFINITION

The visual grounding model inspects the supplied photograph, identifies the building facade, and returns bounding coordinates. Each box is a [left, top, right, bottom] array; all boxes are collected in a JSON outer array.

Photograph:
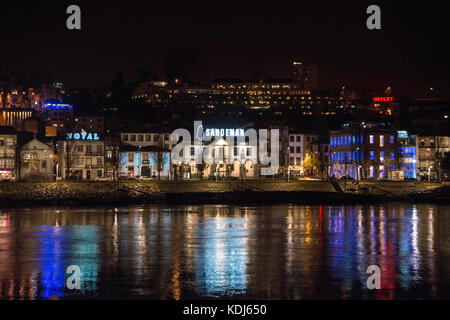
[[416, 136, 450, 181], [57, 133, 105, 180], [0, 126, 17, 180], [119, 131, 174, 178], [288, 133, 319, 176], [20, 138, 54, 181], [329, 123, 399, 180]]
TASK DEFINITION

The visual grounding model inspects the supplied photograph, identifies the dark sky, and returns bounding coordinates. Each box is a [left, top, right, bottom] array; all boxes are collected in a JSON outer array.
[[0, 1, 449, 95]]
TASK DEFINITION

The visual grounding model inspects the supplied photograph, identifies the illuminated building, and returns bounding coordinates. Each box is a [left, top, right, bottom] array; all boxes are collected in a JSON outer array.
[[288, 133, 319, 175], [292, 61, 319, 90], [57, 132, 105, 180], [20, 137, 55, 180], [397, 131, 417, 179], [41, 101, 74, 136], [0, 109, 34, 129], [329, 122, 399, 180], [0, 126, 17, 181], [416, 136, 450, 181], [119, 131, 174, 178]]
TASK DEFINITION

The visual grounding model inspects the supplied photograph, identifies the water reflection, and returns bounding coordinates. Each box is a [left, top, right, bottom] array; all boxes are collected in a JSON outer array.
[[0, 204, 449, 300]]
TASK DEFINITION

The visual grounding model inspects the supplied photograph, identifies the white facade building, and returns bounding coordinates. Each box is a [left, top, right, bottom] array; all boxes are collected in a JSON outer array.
[[0, 126, 17, 181]]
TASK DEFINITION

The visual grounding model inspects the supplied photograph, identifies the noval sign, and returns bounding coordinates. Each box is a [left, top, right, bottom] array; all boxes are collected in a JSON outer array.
[[67, 132, 100, 141]]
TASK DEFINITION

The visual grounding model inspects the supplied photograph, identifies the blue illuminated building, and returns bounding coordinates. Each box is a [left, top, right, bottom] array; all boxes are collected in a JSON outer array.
[[397, 131, 417, 179], [329, 122, 399, 180]]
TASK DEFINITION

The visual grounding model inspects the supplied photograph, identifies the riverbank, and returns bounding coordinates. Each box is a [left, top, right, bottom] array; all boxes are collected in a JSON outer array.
[[0, 180, 449, 206]]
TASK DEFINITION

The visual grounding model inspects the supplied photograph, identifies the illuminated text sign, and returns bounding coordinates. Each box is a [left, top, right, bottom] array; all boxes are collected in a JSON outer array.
[[66, 132, 100, 141], [373, 97, 394, 102]]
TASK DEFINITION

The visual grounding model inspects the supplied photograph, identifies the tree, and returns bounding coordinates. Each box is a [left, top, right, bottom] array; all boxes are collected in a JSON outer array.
[[108, 146, 121, 182], [61, 140, 79, 180], [303, 153, 313, 177]]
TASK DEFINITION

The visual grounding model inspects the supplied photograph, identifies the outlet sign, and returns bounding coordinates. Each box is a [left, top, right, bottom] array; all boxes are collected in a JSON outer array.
[[67, 132, 100, 141]]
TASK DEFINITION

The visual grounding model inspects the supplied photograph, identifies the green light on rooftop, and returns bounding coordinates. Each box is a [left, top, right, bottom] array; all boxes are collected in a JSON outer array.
[[293, 62, 302, 65]]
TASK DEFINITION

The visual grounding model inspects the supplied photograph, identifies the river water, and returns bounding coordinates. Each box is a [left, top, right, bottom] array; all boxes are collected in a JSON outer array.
[[0, 204, 449, 300]]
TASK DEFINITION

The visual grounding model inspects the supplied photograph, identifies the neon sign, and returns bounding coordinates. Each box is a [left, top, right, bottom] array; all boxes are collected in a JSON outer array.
[[373, 97, 394, 102], [66, 132, 100, 141], [196, 124, 245, 141], [43, 103, 73, 110]]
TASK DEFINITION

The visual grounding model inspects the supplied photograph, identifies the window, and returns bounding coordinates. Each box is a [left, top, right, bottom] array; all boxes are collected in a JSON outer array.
[[296, 136, 301, 142], [164, 134, 169, 141], [86, 145, 92, 153], [296, 157, 301, 163], [379, 165, 385, 178], [42, 160, 47, 169], [128, 153, 134, 162], [106, 150, 112, 158], [380, 135, 384, 147], [369, 135, 374, 144], [130, 135, 136, 142], [290, 158, 294, 165], [296, 146, 301, 153], [390, 152, 395, 160], [290, 136, 294, 142], [145, 135, 151, 141], [138, 135, 143, 142], [123, 135, 128, 142], [380, 151, 384, 163], [234, 147, 238, 156], [97, 145, 102, 153], [370, 151, 375, 160], [142, 153, 149, 161], [246, 148, 252, 156], [390, 135, 395, 144], [97, 158, 102, 166], [153, 135, 159, 142], [77, 145, 83, 152], [390, 165, 395, 171], [97, 170, 102, 178], [289, 146, 294, 153], [306, 136, 310, 142], [190, 147, 195, 156]]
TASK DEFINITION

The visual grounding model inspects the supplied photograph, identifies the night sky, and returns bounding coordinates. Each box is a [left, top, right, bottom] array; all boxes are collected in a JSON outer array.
[[0, 1, 449, 95]]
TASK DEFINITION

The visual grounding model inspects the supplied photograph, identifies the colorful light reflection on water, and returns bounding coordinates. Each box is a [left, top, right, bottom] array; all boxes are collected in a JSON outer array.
[[0, 204, 449, 300]]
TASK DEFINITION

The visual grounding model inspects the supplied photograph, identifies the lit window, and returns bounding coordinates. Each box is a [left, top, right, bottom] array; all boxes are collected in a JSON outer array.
[[390, 152, 395, 160], [390, 135, 395, 144], [369, 135, 374, 144], [380, 135, 384, 147], [380, 151, 384, 163], [370, 151, 375, 160]]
